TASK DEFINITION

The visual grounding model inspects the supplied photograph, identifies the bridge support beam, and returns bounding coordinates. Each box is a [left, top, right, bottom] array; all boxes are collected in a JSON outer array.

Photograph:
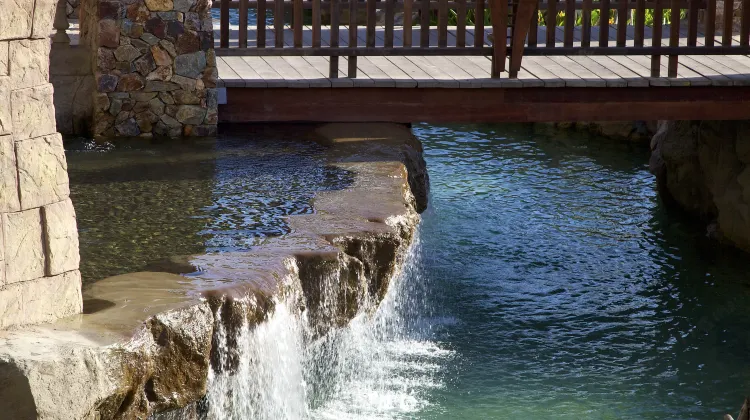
[[80, 0, 218, 138], [219, 86, 750, 123], [0, 0, 82, 328]]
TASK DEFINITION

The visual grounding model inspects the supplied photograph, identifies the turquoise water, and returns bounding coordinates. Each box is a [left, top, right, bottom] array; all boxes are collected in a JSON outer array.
[[68, 124, 750, 419], [406, 124, 750, 419]]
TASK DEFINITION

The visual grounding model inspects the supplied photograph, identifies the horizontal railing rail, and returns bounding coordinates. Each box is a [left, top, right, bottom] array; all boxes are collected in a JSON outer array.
[[512, 0, 750, 77], [212, 0, 515, 78], [212, 0, 750, 79]]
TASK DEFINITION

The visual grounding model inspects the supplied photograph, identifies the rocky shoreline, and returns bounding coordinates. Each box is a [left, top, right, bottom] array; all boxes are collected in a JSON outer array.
[[649, 120, 750, 253], [0, 123, 428, 419]]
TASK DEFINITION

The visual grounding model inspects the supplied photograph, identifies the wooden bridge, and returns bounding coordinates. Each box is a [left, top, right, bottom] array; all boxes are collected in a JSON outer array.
[[218, 0, 749, 122]]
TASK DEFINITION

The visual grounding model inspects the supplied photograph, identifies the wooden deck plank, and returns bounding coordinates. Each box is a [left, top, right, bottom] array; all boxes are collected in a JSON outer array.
[[635, 25, 735, 86], [429, 56, 482, 88], [301, 25, 360, 87], [213, 24, 749, 90], [526, 56, 585, 88], [216, 57, 245, 88], [280, 56, 332, 87], [246, 57, 298, 87], [388, 28, 460, 87], [674, 27, 750, 86], [363, 56, 418, 87], [379, 25, 477, 88], [222, 56, 267, 87], [553, 27, 626, 87], [353, 57, 398, 87], [610, 24, 711, 86], [280, 29, 332, 88], [567, 26, 651, 87], [355, 25, 415, 86]]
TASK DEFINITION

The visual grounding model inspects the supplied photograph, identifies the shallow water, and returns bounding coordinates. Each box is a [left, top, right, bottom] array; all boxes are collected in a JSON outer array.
[[66, 126, 353, 284]]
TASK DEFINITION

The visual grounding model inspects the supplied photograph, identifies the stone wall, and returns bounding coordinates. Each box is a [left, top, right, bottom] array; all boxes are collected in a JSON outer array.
[[80, 0, 218, 139], [650, 120, 750, 252], [0, 0, 83, 328]]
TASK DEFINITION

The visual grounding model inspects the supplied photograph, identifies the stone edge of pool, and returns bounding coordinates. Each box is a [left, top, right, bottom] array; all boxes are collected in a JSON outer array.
[[0, 123, 429, 420]]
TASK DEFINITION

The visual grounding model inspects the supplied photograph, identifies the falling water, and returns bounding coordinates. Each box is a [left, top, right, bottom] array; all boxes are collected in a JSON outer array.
[[203, 232, 455, 419]]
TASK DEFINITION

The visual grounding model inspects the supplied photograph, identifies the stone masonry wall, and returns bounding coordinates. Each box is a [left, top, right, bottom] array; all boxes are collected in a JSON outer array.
[[80, 0, 218, 139], [0, 0, 83, 328]]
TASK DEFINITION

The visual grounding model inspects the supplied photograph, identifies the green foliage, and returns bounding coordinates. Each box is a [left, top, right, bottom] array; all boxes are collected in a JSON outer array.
[[535, 9, 687, 27], [424, 8, 687, 27], [425, 9, 492, 25]]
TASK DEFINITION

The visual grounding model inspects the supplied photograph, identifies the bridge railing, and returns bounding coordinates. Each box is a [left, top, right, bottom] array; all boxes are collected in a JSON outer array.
[[512, 0, 750, 77], [212, 0, 515, 77], [213, 0, 750, 79]]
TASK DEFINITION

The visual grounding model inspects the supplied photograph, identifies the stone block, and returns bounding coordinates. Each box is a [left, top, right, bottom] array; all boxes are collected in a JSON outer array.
[[42, 199, 80, 276], [145, 0, 175, 12], [0, 77, 10, 135], [0, 270, 82, 329], [3, 209, 44, 284], [99, 19, 120, 48], [175, 105, 205, 124], [174, 51, 206, 78], [0, 135, 19, 213], [9, 39, 50, 90], [0, 41, 8, 76], [0, 0, 34, 41], [16, 133, 70, 210], [11, 84, 56, 141], [31, 0, 57, 39]]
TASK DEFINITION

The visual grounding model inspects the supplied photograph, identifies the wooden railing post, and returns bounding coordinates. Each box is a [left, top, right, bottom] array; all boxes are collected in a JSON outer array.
[[651, 0, 664, 77], [489, 0, 508, 77], [508, 0, 536, 78]]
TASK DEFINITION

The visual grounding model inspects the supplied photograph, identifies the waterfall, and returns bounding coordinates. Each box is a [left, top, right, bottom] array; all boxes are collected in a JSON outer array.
[[201, 232, 454, 419]]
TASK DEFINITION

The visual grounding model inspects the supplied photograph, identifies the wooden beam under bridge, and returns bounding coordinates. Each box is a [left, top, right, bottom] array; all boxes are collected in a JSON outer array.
[[218, 87, 750, 123]]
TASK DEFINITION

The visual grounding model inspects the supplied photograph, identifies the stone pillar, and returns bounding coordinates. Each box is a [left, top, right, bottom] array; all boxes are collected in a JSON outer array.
[[0, 0, 83, 328], [81, 0, 218, 139]]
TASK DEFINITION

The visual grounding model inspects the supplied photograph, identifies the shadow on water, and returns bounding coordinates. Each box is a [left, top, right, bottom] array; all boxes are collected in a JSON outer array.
[[65, 124, 355, 285]]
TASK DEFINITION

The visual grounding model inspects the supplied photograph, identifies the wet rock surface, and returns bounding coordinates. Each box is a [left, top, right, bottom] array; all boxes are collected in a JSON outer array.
[[0, 123, 428, 419]]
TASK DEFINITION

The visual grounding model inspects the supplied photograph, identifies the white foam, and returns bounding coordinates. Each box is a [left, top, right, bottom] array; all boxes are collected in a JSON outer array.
[[204, 233, 454, 419]]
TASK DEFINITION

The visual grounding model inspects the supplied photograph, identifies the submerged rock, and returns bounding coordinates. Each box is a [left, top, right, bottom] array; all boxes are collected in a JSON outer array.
[[0, 123, 428, 419]]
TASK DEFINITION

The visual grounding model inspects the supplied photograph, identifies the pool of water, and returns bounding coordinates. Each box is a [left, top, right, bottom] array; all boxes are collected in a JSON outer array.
[[66, 125, 353, 284], [67, 123, 750, 419], [406, 123, 750, 419]]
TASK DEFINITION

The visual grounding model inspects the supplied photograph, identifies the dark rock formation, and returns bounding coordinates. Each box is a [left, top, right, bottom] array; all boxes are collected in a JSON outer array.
[[534, 121, 657, 143], [649, 120, 750, 251]]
